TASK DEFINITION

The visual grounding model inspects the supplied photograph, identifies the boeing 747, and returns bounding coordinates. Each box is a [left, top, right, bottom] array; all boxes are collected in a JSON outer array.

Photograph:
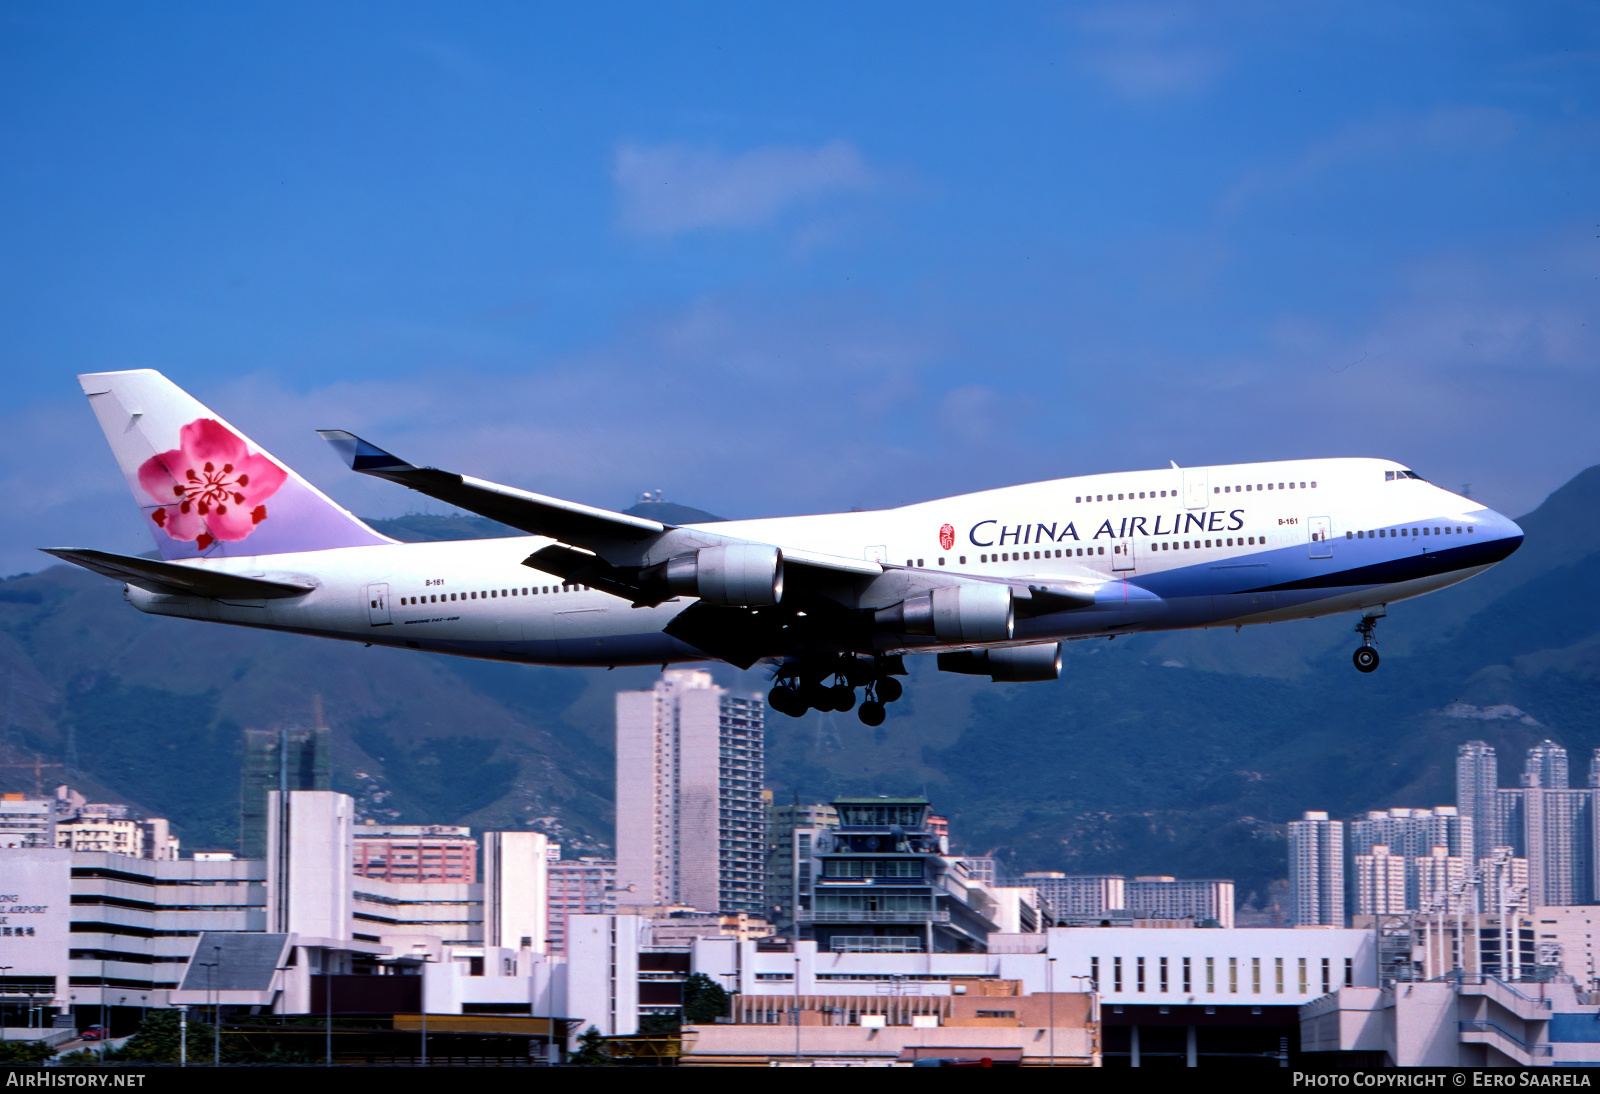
[[47, 371, 1524, 725]]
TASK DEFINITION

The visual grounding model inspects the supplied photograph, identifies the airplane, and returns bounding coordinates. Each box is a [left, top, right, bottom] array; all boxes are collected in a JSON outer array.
[[47, 370, 1524, 726]]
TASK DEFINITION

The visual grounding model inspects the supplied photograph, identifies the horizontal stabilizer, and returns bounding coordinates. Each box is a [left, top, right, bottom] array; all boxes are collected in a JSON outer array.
[[40, 548, 314, 600], [318, 430, 665, 544]]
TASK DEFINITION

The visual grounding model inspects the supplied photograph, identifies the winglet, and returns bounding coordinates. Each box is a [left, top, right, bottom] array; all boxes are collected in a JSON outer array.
[[317, 430, 416, 473]]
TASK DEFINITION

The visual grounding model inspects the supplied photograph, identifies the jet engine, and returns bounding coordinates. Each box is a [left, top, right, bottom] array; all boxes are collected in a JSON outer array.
[[877, 583, 1014, 642], [661, 544, 784, 606], [937, 642, 1062, 682]]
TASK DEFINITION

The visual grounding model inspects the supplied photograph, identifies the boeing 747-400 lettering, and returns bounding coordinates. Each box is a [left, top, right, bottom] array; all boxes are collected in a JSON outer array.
[[47, 371, 1524, 725]]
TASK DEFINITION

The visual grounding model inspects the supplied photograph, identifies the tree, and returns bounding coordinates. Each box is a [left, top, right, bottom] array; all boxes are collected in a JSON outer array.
[[681, 972, 730, 1025], [0, 1039, 56, 1062], [570, 1025, 614, 1066]]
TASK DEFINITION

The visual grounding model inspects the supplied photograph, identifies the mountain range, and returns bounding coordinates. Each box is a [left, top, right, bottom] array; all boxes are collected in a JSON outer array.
[[4, 472, 1597, 916]]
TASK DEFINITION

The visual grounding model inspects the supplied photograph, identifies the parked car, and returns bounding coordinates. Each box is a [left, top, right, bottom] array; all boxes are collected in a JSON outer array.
[[80, 1026, 105, 1042]]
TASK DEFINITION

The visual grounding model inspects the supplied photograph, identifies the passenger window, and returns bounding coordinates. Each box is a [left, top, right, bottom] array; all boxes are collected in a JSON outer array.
[[1214, 487, 1220, 494], [938, 557, 944, 566], [1278, 483, 1284, 489], [1075, 497, 1081, 503], [980, 554, 987, 563], [917, 559, 924, 567], [959, 556, 966, 564], [1098, 546, 1104, 555]]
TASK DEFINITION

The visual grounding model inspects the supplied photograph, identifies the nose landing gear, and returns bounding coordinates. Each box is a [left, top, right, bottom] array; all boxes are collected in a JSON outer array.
[[1353, 613, 1382, 673]]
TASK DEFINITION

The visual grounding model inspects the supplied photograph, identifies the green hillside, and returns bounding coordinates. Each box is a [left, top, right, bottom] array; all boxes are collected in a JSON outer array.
[[2, 471, 1595, 915]]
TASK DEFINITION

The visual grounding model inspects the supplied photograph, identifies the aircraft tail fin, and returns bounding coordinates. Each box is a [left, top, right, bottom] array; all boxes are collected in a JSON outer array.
[[78, 370, 394, 560]]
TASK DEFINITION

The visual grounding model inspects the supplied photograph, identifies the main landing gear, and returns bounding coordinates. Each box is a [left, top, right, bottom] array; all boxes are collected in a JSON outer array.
[[1353, 613, 1381, 673], [768, 655, 905, 726]]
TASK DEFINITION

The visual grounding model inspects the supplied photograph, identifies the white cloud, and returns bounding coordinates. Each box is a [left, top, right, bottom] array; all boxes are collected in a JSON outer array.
[[614, 141, 878, 236], [1222, 107, 1519, 214]]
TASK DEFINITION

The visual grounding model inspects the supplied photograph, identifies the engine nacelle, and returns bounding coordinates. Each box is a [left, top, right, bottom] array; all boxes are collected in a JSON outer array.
[[882, 582, 1013, 642], [937, 642, 1061, 682], [663, 544, 784, 606]]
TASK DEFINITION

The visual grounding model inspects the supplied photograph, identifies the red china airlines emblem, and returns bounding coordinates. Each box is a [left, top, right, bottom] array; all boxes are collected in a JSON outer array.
[[938, 524, 955, 551]]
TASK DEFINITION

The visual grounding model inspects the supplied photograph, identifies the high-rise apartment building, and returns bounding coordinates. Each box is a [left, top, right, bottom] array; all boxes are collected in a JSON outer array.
[[547, 854, 617, 955], [1289, 811, 1346, 927], [1524, 740, 1569, 789], [351, 823, 478, 882], [1011, 873, 1127, 919], [1414, 846, 1471, 913], [1457, 741, 1500, 862], [1348, 807, 1473, 910], [1124, 876, 1236, 929], [1457, 739, 1600, 910], [1353, 845, 1408, 915], [241, 723, 331, 858], [765, 799, 837, 932], [615, 670, 766, 914]]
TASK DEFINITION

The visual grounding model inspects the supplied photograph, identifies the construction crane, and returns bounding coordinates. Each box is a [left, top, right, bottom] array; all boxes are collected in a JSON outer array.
[[0, 756, 64, 796]]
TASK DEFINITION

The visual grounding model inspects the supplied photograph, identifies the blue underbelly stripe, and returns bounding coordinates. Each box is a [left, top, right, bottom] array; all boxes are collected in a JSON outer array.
[[1242, 535, 1522, 593]]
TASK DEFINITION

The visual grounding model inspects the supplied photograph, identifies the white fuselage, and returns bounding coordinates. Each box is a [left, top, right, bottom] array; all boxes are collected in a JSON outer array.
[[123, 456, 1524, 668]]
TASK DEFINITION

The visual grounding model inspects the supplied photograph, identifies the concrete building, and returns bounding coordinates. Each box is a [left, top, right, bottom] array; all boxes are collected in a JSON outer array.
[[1289, 811, 1346, 927], [1010, 873, 1127, 919], [1124, 877, 1235, 929], [547, 855, 616, 956], [1458, 740, 1501, 862], [615, 670, 766, 915], [1353, 846, 1408, 916], [568, 916, 1378, 1064], [240, 723, 331, 859], [0, 795, 53, 847], [352, 822, 478, 883], [1349, 806, 1473, 911], [1456, 739, 1599, 911], [765, 799, 837, 932], [803, 796, 996, 954], [1414, 846, 1470, 913]]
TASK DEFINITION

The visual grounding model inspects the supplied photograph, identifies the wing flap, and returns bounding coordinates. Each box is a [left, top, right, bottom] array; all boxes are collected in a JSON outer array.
[[41, 548, 315, 600]]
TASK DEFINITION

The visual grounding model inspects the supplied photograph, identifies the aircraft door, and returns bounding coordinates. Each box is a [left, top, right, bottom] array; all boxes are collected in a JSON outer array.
[[1111, 540, 1135, 572], [1309, 516, 1333, 559], [1183, 470, 1209, 510], [366, 583, 391, 626]]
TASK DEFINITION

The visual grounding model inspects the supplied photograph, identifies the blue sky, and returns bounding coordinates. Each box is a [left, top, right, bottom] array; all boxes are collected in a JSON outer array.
[[2, 2, 1596, 572]]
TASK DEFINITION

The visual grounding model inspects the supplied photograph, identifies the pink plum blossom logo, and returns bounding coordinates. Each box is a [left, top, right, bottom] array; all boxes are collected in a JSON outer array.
[[137, 418, 287, 551]]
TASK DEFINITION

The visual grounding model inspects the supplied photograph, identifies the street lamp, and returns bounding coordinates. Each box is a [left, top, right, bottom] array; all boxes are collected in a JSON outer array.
[[793, 953, 802, 1061], [195, 959, 218, 1067], [1047, 956, 1056, 1068], [177, 1004, 188, 1067], [411, 945, 437, 1067], [211, 944, 222, 1067]]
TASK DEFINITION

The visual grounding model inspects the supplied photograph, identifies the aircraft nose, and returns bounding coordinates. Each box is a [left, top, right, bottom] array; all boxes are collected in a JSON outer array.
[[1480, 509, 1524, 561]]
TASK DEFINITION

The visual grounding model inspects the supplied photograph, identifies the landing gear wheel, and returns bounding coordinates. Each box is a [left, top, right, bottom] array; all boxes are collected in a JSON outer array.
[[875, 676, 903, 704], [830, 684, 857, 712], [858, 701, 886, 727], [1353, 646, 1380, 673], [768, 685, 806, 717], [801, 681, 833, 711]]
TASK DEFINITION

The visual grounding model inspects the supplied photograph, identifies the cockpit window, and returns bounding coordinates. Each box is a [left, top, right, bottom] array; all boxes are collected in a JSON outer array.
[[1389, 469, 1427, 482]]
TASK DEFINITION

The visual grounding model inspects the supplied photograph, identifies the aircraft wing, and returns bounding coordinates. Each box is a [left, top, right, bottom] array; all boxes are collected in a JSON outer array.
[[317, 431, 666, 543], [40, 548, 314, 600], [319, 431, 886, 595]]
